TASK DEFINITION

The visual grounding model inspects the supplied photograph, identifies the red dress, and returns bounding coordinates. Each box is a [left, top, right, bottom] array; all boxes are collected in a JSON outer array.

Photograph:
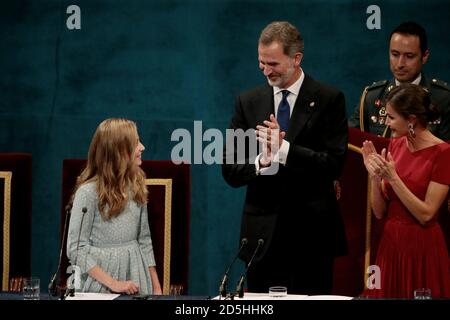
[[366, 137, 450, 299]]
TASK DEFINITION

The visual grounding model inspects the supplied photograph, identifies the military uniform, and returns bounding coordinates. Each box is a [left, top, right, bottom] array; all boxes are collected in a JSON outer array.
[[349, 75, 450, 140]]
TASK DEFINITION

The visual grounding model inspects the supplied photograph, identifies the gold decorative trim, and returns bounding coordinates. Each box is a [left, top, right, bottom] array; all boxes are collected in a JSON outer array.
[[364, 177, 373, 287], [348, 143, 361, 154], [347, 144, 372, 288], [359, 87, 369, 131], [1, 171, 12, 291], [145, 178, 172, 295], [382, 125, 389, 138]]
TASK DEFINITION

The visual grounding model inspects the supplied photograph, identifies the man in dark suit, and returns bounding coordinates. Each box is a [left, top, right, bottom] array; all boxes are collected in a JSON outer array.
[[222, 21, 348, 295], [349, 21, 450, 140]]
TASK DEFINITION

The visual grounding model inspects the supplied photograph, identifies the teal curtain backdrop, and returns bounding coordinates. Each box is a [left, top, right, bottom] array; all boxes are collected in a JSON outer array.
[[1, 0, 449, 296]]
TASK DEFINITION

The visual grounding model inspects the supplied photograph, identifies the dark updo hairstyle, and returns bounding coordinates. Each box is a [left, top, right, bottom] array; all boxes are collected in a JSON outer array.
[[385, 83, 440, 128]]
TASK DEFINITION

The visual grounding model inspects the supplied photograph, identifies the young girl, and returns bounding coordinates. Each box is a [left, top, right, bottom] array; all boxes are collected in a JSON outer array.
[[67, 118, 162, 295]]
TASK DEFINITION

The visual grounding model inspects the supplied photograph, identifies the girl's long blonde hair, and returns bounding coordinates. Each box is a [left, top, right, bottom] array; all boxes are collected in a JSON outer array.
[[74, 118, 148, 219]]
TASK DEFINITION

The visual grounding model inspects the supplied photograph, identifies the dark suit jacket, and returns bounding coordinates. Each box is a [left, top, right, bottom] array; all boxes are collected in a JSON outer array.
[[222, 74, 348, 265]]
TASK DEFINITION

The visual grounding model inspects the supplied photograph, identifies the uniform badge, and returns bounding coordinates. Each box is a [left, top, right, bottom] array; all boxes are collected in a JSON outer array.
[[387, 85, 394, 92], [371, 115, 378, 123], [431, 118, 441, 125], [378, 106, 387, 124]]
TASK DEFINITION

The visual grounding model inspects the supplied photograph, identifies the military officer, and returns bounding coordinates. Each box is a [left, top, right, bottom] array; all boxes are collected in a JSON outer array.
[[349, 21, 450, 140]]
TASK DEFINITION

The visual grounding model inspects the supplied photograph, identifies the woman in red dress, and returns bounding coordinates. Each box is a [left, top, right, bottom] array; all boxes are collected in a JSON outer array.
[[362, 83, 450, 299]]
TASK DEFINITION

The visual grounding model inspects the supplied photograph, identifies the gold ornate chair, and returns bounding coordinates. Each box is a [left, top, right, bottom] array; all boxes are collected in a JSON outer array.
[[0, 153, 32, 292], [57, 159, 190, 295]]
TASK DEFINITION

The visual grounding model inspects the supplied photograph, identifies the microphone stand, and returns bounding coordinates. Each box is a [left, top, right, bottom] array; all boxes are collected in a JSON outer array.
[[219, 238, 248, 299], [48, 203, 72, 299], [232, 238, 264, 299]]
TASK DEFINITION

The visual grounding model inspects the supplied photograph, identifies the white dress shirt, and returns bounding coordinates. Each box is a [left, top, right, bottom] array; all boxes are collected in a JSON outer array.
[[395, 73, 422, 86]]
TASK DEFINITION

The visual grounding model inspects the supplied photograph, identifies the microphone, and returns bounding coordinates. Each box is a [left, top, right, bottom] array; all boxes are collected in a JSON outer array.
[[235, 238, 264, 298], [48, 203, 72, 297], [65, 206, 87, 299], [219, 238, 248, 298]]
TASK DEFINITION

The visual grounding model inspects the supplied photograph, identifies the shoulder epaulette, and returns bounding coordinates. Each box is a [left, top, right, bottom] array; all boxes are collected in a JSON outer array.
[[430, 78, 450, 91], [367, 80, 389, 90]]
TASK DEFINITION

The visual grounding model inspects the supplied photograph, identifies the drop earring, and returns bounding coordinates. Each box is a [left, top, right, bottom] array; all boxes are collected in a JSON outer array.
[[408, 123, 416, 138]]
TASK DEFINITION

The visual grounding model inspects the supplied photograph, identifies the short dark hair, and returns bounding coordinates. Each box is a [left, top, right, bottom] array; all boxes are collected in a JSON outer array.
[[259, 21, 304, 56], [385, 83, 439, 128], [390, 21, 428, 55]]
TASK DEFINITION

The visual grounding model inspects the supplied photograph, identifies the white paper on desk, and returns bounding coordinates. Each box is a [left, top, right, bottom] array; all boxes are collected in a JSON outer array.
[[65, 293, 120, 300], [304, 295, 353, 300], [212, 293, 309, 300]]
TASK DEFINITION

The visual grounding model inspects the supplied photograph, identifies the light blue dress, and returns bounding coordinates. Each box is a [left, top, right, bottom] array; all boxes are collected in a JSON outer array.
[[66, 182, 156, 294]]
